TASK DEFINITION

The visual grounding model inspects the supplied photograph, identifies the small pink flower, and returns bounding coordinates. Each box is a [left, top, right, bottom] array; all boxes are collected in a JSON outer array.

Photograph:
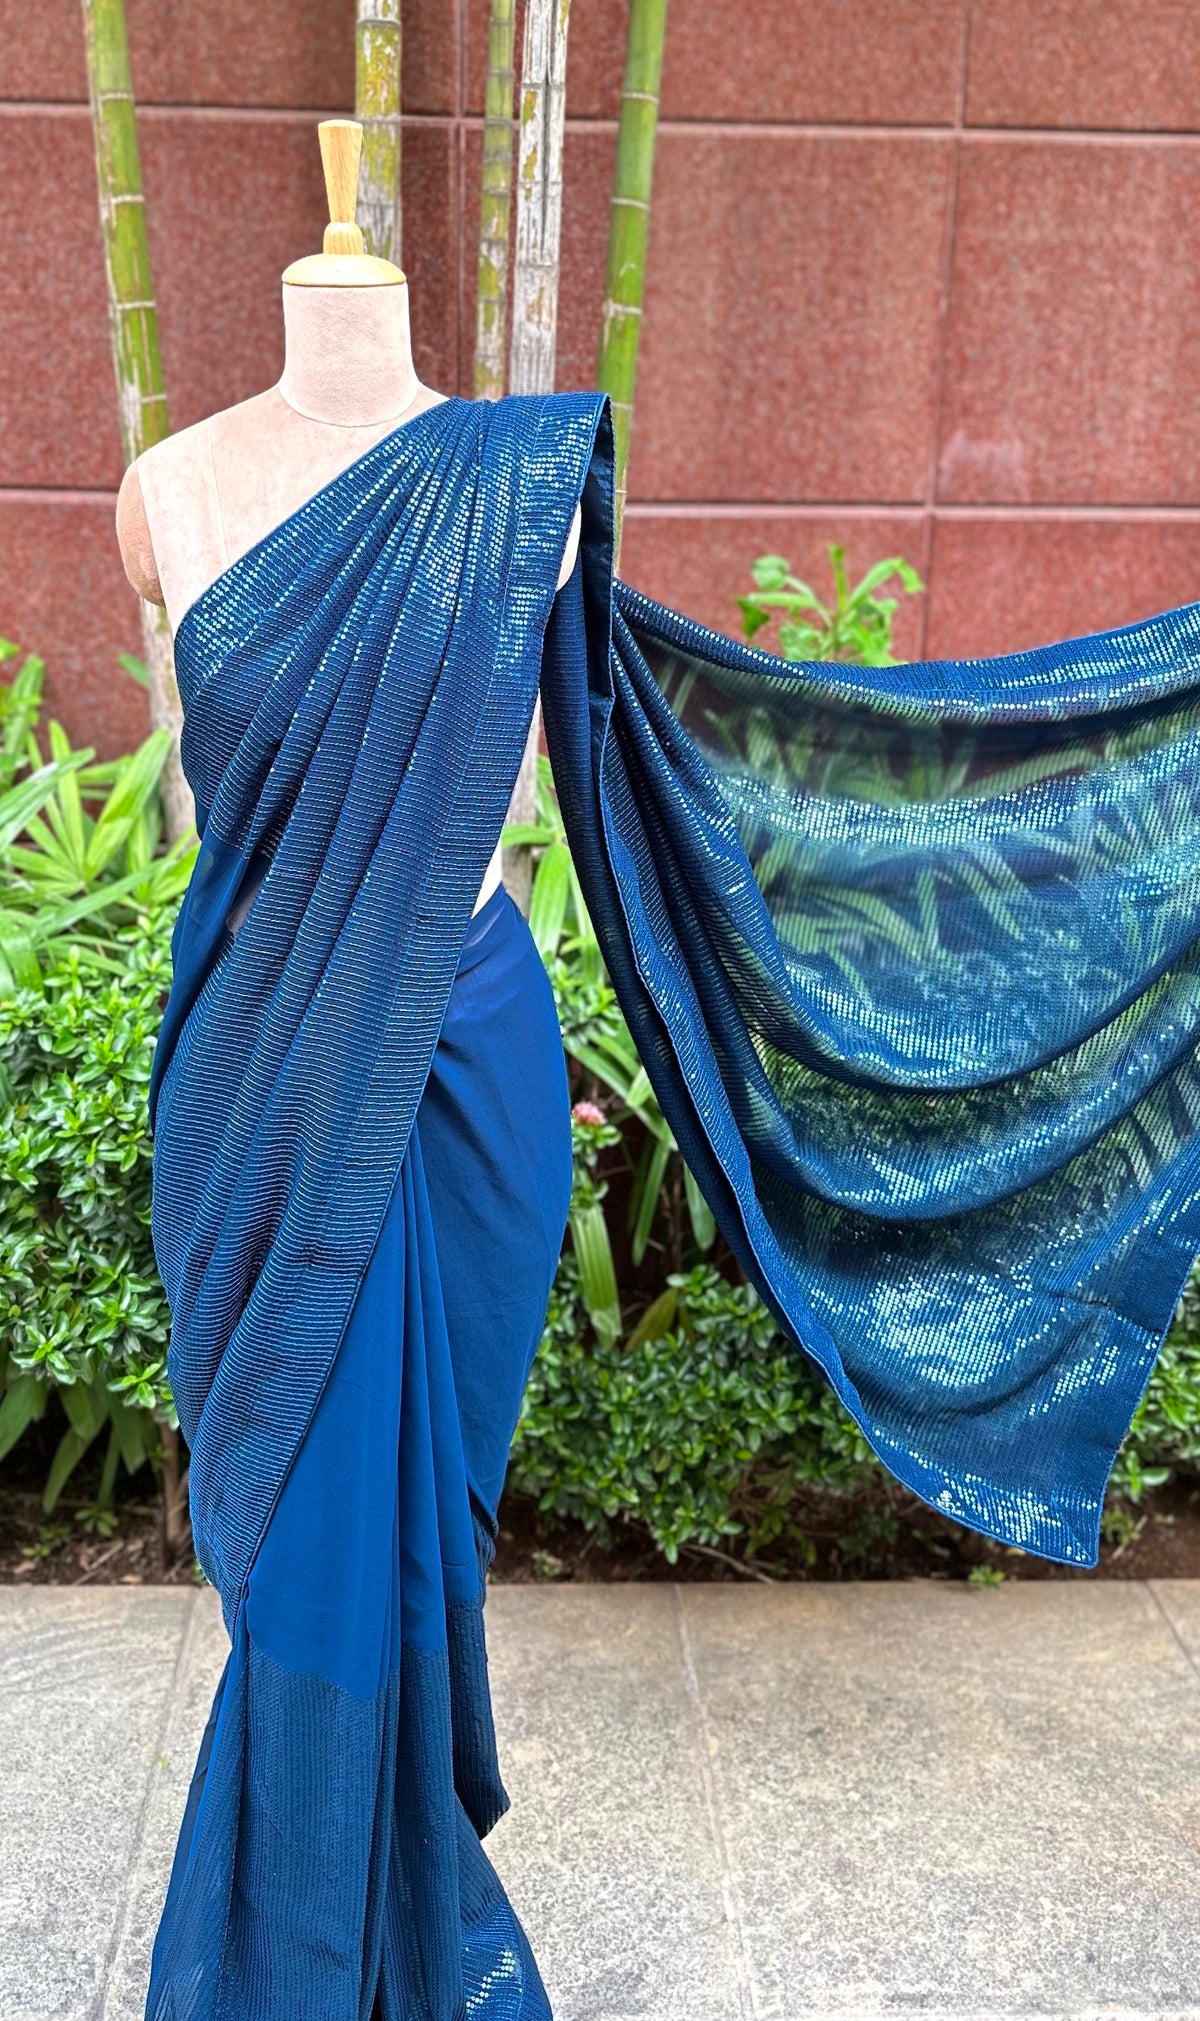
[[572, 1100, 606, 1128]]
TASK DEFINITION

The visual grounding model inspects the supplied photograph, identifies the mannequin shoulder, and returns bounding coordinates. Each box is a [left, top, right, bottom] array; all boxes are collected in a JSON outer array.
[[116, 412, 222, 606], [116, 390, 284, 607], [558, 502, 581, 591], [116, 463, 162, 605]]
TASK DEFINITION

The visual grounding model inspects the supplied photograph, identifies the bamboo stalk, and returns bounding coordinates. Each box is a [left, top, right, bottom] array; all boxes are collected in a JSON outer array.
[[473, 0, 517, 400], [81, 0, 192, 840], [509, 0, 572, 397], [595, 0, 670, 562], [503, 0, 574, 912], [355, 0, 402, 266]]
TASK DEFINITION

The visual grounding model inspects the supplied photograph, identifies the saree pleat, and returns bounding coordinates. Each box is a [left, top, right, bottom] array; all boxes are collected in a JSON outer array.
[[150, 885, 570, 2019], [149, 386, 1200, 2015], [148, 396, 592, 2017]]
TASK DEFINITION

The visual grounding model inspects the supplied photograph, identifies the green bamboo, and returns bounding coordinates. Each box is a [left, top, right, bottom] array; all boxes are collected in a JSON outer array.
[[81, 0, 167, 463], [473, 0, 517, 400], [355, 0, 402, 266], [595, 0, 670, 559], [80, 0, 192, 849]]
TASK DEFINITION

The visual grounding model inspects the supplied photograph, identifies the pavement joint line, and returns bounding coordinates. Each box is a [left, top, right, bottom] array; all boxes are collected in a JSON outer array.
[[1145, 1578, 1200, 1689], [92, 1588, 198, 2021], [671, 1586, 761, 2021]]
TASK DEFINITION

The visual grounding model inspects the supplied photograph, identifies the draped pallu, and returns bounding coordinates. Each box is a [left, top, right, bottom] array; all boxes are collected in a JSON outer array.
[[150, 389, 1200, 2017]]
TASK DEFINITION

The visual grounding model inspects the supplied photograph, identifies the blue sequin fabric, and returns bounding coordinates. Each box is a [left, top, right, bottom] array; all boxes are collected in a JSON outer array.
[[546, 538, 1200, 1568], [148, 394, 595, 2020]]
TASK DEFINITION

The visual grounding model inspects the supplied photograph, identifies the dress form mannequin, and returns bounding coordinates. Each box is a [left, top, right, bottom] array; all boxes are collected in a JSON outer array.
[[116, 119, 580, 912]]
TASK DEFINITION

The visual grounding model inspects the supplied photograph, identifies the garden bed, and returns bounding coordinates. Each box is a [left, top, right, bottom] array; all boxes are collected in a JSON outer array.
[[3, 1467, 1197, 1589]]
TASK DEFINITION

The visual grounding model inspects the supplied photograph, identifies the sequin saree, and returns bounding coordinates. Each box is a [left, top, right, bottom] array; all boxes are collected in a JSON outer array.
[[148, 391, 1200, 2017]]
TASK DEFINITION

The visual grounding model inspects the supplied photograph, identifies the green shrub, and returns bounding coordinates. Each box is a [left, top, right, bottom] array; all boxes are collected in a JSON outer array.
[[512, 1248, 1200, 1562], [510, 1258, 876, 1562], [0, 642, 193, 1514], [0, 918, 175, 1509], [1111, 1275, 1200, 1501]]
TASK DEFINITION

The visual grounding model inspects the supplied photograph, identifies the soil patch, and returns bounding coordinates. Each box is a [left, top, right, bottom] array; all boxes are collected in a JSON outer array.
[[5, 1388, 1197, 1585], [3, 1469, 1199, 1588]]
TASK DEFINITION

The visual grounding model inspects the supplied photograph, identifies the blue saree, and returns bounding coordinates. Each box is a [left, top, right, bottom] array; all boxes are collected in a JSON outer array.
[[149, 387, 1200, 2016]]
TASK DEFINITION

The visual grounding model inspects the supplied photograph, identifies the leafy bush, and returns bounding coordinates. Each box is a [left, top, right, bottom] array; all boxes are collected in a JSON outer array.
[[513, 1234, 1200, 1564], [510, 1258, 875, 1563], [0, 642, 193, 1516], [1111, 1274, 1200, 1501], [0, 921, 175, 1509], [0, 642, 192, 992], [508, 756, 716, 1348]]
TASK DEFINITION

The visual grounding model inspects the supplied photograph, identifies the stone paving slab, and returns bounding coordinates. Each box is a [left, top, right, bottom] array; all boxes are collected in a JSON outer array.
[[0, 1588, 194, 2021], [485, 1587, 748, 2021], [100, 1596, 231, 2021], [2, 1582, 1200, 2021], [676, 1582, 1200, 2021]]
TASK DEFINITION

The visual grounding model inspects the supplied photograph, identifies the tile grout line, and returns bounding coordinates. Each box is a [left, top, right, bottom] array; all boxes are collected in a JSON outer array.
[[11, 100, 1200, 145], [15, 488, 1200, 523], [92, 1588, 199, 2021], [1145, 1578, 1200, 1689], [670, 1587, 762, 2021]]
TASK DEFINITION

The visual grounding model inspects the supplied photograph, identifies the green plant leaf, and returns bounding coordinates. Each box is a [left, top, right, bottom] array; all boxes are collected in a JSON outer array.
[[624, 1285, 679, 1352], [683, 1164, 716, 1251], [500, 822, 556, 848], [47, 719, 89, 874], [60, 1378, 110, 1443], [0, 1373, 44, 1463], [751, 555, 790, 592], [529, 840, 571, 959], [108, 1394, 150, 1474], [0, 753, 93, 856], [629, 1131, 672, 1266], [28, 850, 196, 945], [43, 1426, 94, 1513], [0, 914, 41, 991], [569, 1201, 622, 1349], [84, 730, 172, 879]]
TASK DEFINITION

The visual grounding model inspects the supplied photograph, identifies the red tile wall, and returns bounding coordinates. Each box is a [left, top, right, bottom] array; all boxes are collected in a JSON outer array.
[[2, 1, 1199, 753]]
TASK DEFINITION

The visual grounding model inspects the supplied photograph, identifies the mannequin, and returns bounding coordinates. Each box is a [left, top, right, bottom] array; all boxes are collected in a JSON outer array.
[[116, 118, 580, 913]]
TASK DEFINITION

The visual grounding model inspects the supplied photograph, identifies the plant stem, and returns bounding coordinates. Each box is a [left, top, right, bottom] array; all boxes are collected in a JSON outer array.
[[503, 0, 573, 911], [355, 0, 402, 266], [595, 0, 670, 561], [473, 0, 517, 401], [80, 0, 192, 840], [157, 1419, 191, 1560]]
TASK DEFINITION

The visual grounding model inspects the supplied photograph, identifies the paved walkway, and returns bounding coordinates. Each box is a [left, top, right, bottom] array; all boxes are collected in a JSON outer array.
[[3, 1582, 1200, 2020]]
